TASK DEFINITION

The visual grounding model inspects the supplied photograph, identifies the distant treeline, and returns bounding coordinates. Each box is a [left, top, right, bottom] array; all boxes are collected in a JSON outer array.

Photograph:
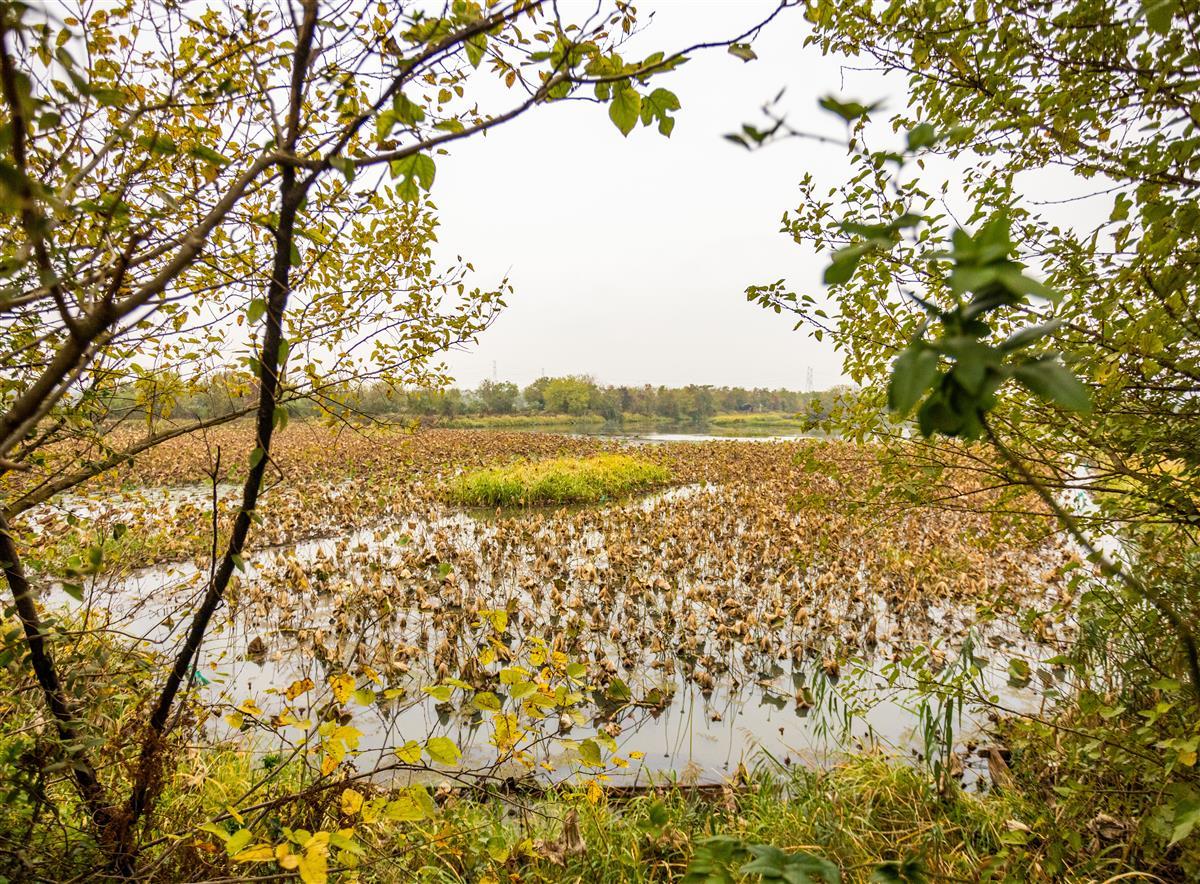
[[356, 376, 849, 423], [108, 372, 849, 426]]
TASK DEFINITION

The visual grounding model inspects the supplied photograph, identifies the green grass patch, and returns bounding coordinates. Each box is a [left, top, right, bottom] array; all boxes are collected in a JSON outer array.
[[707, 411, 807, 428], [448, 453, 671, 506]]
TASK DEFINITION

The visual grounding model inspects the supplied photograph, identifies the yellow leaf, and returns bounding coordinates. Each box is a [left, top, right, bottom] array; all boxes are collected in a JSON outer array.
[[297, 830, 336, 878], [383, 794, 426, 821], [233, 844, 276, 862], [286, 677, 315, 700], [329, 673, 354, 704], [425, 735, 462, 765], [341, 788, 364, 816], [480, 608, 507, 633], [586, 779, 603, 805], [396, 740, 422, 764], [361, 797, 384, 823], [629, 751, 645, 760], [321, 754, 338, 776], [297, 849, 328, 884]]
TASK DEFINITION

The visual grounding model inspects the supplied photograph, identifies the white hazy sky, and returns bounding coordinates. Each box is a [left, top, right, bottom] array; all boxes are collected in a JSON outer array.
[[429, 1, 895, 391]]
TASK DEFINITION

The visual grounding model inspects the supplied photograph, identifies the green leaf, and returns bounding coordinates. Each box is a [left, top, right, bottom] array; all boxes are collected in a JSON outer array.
[[329, 155, 356, 184], [609, 86, 642, 137], [578, 738, 603, 767], [943, 336, 994, 395], [823, 241, 875, 285], [188, 145, 230, 167], [1142, 0, 1179, 34], [565, 661, 587, 681], [999, 319, 1062, 352], [390, 153, 436, 201], [906, 122, 937, 151], [486, 834, 510, 863], [90, 86, 126, 107], [685, 835, 747, 883], [1007, 658, 1032, 687], [425, 735, 462, 765], [640, 88, 680, 137], [996, 267, 1059, 302], [888, 346, 939, 415], [739, 843, 840, 883], [384, 792, 429, 821], [819, 95, 880, 122], [871, 856, 927, 883], [506, 680, 535, 700], [246, 298, 266, 325], [1170, 797, 1200, 845], [225, 828, 254, 857], [137, 134, 177, 155], [1013, 359, 1092, 413], [606, 677, 631, 702], [199, 821, 231, 842], [472, 691, 502, 712], [1110, 192, 1131, 222], [728, 43, 757, 62], [643, 801, 672, 834], [375, 109, 396, 141], [248, 446, 265, 469], [393, 92, 426, 126], [465, 33, 487, 68]]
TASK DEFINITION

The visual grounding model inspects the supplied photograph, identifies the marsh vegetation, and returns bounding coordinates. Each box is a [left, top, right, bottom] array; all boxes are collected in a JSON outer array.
[[447, 452, 672, 506], [1, 0, 1197, 881], [1, 423, 1081, 878]]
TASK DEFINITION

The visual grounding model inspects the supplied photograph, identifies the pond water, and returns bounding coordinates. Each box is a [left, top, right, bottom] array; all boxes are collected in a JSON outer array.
[[44, 461, 1069, 791], [447, 420, 826, 444]]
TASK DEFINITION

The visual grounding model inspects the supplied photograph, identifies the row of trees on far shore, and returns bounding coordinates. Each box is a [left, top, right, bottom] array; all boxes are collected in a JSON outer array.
[[154, 373, 847, 423]]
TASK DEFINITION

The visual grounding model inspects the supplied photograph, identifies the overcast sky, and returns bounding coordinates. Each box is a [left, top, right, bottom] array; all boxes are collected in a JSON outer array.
[[428, 1, 894, 391]]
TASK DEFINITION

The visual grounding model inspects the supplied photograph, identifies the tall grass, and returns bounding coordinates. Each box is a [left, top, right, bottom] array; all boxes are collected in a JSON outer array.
[[707, 411, 807, 428], [357, 755, 1047, 882], [448, 453, 671, 506]]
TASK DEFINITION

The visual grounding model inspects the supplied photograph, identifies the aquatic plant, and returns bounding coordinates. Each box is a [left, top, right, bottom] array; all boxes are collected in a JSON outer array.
[[447, 452, 672, 506]]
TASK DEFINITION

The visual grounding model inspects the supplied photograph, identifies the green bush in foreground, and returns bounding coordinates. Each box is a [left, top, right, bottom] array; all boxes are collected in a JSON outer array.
[[448, 453, 671, 506]]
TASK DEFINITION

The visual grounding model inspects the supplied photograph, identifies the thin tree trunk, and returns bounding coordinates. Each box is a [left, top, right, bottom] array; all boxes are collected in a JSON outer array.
[[111, 4, 318, 872], [0, 513, 109, 825]]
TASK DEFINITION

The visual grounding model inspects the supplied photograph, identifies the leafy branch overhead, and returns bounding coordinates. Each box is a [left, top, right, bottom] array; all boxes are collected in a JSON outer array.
[[813, 105, 1092, 441], [0, 0, 775, 875]]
